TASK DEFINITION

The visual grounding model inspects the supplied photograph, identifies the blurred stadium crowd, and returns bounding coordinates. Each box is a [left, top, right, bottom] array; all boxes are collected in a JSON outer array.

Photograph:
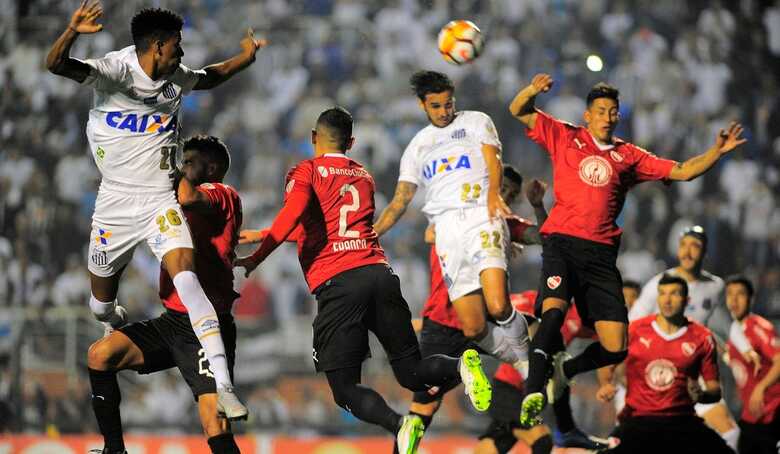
[[1, 0, 779, 441]]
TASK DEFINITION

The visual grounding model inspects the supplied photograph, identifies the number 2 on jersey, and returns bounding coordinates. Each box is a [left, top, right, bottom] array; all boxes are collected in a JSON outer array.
[[160, 145, 177, 171], [461, 183, 482, 202], [338, 184, 360, 238]]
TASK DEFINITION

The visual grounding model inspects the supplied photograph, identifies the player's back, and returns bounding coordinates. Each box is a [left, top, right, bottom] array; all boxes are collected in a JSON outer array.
[[160, 183, 241, 314], [82, 45, 204, 191], [291, 154, 386, 291]]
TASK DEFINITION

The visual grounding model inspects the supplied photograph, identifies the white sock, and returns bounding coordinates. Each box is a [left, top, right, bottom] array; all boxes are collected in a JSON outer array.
[[172, 271, 232, 388], [496, 308, 530, 361], [89, 294, 122, 326], [475, 321, 520, 365], [721, 427, 739, 452]]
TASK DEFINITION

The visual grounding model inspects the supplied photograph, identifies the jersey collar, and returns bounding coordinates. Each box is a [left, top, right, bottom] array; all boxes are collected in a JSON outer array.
[[323, 153, 349, 159], [651, 319, 688, 341]]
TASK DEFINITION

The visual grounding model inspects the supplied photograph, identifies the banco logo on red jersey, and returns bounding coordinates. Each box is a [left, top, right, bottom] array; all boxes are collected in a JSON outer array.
[[422, 154, 471, 180], [105, 112, 178, 134]]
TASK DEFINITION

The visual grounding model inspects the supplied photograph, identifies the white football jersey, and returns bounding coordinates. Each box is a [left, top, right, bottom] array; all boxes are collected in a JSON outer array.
[[80, 46, 204, 191], [629, 268, 724, 325], [398, 111, 502, 219]]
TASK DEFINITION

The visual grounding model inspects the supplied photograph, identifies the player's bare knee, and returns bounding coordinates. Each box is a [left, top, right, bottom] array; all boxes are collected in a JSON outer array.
[[461, 322, 486, 340], [87, 338, 118, 370]]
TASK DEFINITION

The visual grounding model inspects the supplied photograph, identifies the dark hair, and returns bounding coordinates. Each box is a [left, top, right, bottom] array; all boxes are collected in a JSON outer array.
[[586, 82, 620, 108], [622, 279, 641, 292], [726, 275, 754, 299], [182, 135, 230, 177], [658, 273, 688, 298], [131, 8, 184, 52], [316, 107, 353, 151], [503, 165, 523, 187], [680, 225, 708, 251], [410, 70, 455, 101]]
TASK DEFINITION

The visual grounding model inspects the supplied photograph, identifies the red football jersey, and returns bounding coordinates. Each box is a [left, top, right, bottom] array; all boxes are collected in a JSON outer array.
[[285, 154, 387, 292], [726, 314, 780, 424], [622, 315, 719, 418], [493, 291, 594, 388], [526, 110, 676, 245], [160, 183, 242, 314]]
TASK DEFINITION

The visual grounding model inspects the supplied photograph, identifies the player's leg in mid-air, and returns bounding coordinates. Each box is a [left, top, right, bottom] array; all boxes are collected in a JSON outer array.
[[438, 211, 529, 370], [522, 235, 628, 427], [87, 310, 241, 454], [313, 264, 491, 454]]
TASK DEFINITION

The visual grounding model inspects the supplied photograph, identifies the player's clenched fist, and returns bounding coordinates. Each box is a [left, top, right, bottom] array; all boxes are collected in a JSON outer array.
[[69, 0, 104, 34], [528, 73, 553, 97]]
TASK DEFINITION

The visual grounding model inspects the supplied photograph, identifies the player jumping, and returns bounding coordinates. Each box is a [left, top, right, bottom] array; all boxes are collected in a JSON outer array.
[[46, 1, 266, 429], [236, 107, 491, 454], [375, 70, 530, 377], [508, 74, 747, 427]]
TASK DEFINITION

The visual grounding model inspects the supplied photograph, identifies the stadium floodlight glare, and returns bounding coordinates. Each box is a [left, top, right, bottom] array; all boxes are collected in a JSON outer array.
[[586, 54, 604, 72]]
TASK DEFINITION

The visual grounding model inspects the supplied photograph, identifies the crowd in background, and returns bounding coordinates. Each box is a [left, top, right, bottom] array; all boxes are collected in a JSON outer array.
[[1, 0, 779, 439]]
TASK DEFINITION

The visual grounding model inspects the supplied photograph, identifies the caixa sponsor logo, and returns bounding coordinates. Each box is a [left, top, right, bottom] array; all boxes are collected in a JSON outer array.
[[105, 112, 178, 134], [422, 154, 471, 180]]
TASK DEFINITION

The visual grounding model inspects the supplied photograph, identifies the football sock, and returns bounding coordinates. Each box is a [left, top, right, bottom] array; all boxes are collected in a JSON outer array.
[[207, 433, 240, 454], [531, 434, 554, 454], [525, 308, 564, 394], [496, 307, 530, 361], [475, 321, 519, 365], [326, 367, 401, 434], [562, 342, 627, 380], [89, 295, 123, 330], [172, 271, 232, 388], [551, 386, 575, 433], [392, 354, 460, 392], [88, 368, 124, 453]]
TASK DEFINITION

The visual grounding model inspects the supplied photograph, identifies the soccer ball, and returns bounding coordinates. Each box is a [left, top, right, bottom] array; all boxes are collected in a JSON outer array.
[[437, 20, 484, 65]]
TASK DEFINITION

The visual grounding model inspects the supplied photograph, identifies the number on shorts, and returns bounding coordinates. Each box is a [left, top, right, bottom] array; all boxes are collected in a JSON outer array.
[[160, 145, 177, 170], [460, 183, 482, 202], [157, 209, 183, 232], [480, 230, 501, 249], [197, 348, 214, 378], [338, 184, 360, 238]]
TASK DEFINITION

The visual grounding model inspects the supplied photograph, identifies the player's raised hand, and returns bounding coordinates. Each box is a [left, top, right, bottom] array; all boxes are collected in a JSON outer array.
[[487, 192, 512, 219], [69, 0, 104, 34], [234, 256, 260, 278], [239, 229, 266, 245], [525, 179, 547, 208], [529, 73, 553, 97], [596, 383, 616, 402], [240, 28, 268, 61], [714, 122, 746, 155]]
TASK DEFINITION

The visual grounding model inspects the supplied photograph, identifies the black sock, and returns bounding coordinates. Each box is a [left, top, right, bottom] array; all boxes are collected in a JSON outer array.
[[391, 354, 460, 392], [552, 386, 575, 433], [326, 368, 402, 434], [562, 341, 627, 379], [525, 308, 565, 394], [531, 434, 554, 454], [88, 368, 124, 453], [207, 433, 240, 454], [409, 411, 433, 430]]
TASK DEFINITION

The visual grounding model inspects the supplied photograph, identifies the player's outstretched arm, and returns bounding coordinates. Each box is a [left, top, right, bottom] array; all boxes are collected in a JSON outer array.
[[373, 181, 417, 237], [46, 0, 103, 82], [193, 28, 267, 90], [508, 73, 553, 129], [522, 179, 548, 244], [668, 122, 747, 181]]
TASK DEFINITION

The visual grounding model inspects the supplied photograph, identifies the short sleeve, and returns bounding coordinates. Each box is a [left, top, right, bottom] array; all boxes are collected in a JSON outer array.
[[285, 162, 314, 202], [170, 64, 206, 95], [699, 333, 720, 382], [472, 112, 502, 150], [752, 318, 780, 361], [78, 57, 127, 92], [631, 145, 677, 182], [525, 109, 570, 158], [398, 138, 421, 185]]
